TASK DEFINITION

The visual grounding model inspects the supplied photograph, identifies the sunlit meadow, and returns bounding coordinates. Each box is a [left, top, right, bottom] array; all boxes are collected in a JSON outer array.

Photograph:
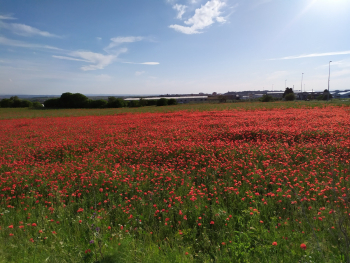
[[1, 103, 350, 262]]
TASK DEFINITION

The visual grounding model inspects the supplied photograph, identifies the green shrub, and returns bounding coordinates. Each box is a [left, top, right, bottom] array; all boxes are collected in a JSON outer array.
[[168, 99, 177, 105], [156, 98, 168, 106], [31, 102, 44, 109], [285, 93, 295, 101], [260, 95, 274, 102]]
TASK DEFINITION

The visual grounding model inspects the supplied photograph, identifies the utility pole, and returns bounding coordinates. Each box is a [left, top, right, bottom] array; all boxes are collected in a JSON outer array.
[[328, 61, 332, 101]]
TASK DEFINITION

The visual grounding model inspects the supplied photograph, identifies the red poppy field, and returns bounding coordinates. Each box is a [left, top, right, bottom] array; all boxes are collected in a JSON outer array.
[[1, 105, 350, 262]]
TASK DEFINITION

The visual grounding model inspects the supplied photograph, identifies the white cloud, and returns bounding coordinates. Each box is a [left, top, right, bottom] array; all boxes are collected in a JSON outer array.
[[272, 50, 350, 60], [52, 55, 90, 62], [173, 4, 187, 19], [0, 14, 16, 20], [169, 0, 227, 34], [0, 21, 59, 37], [105, 36, 144, 50], [96, 37, 102, 40], [0, 36, 62, 50], [72, 51, 119, 71], [135, 71, 145, 76], [53, 49, 127, 71]]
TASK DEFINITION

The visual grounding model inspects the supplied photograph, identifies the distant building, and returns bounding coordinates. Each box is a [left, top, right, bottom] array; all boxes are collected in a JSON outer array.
[[124, 96, 208, 104], [332, 90, 350, 99]]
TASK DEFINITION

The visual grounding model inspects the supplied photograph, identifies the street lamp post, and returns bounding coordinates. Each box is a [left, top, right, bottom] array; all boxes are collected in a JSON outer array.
[[301, 73, 304, 92], [327, 61, 332, 101]]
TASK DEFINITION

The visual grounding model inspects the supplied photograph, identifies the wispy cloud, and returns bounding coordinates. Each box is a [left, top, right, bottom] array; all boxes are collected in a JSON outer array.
[[52, 55, 90, 62], [53, 49, 127, 71], [105, 36, 144, 50], [169, 0, 227, 34], [271, 50, 350, 60], [123, 62, 159, 65], [173, 4, 187, 19], [0, 36, 62, 50], [0, 21, 60, 37], [0, 14, 16, 20]]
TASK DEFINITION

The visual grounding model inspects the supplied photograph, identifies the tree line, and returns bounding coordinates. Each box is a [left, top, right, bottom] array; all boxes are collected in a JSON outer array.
[[43, 92, 177, 109], [0, 96, 43, 108]]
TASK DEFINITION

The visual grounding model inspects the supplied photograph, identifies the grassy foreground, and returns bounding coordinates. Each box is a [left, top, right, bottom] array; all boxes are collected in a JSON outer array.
[[0, 102, 350, 262]]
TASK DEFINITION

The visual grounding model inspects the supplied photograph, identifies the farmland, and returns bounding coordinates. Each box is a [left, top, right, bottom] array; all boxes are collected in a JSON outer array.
[[1, 102, 350, 262]]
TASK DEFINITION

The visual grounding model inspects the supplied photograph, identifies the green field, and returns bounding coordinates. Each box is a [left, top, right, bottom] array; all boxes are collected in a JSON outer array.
[[0, 99, 349, 119]]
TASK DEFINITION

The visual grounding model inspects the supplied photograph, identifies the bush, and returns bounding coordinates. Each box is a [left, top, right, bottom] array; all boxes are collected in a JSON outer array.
[[0, 97, 33, 108], [139, 98, 147, 107], [128, 100, 140, 108], [89, 99, 107, 108], [156, 98, 168, 106], [107, 97, 125, 108], [285, 93, 295, 101], [44, 98, 61, 108], [31, 102, 44, 109], [60, 92, 89, 108], [260, 95, 274, 102], [0, 99, 13, 108], [147, 100, 157, 106], [168, 99, 177, 105], [20, 100, 33, 107]]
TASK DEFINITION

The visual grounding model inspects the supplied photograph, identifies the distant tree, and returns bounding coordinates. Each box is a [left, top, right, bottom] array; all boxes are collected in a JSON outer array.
[[316, 94, 324, 101], [323, 89, 333, 100], [128, 100, 140, 108], [20, 100, 33, 107], [58, 92, 89, 108], [31, 102, 44, 109], [89, 99, 107, 108], [139, 98, 147, 107], [283, 87, 294, 98], [285, 93, 295, 101], [0, 97, 33, 108], [107, 97, 125, 108], [10, 96, 22, 107], [218, 95, 227, 103], [107, 96, 117, 105], [59, 92, 73, 108], [260, 94, 274, 102], [44, 98, 61, 108], [0, 99, 14, 108], [168, 99, 177, 105], [156, 98, 168, 106], [71, 93, 89, 108], [147, 100, 157, 106]]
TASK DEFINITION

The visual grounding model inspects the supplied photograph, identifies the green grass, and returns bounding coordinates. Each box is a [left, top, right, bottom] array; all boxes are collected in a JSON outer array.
[[0, 99, 349, 120]]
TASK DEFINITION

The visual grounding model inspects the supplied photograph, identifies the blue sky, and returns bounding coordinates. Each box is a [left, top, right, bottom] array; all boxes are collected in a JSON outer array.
[[0, 0, 349, 95]]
